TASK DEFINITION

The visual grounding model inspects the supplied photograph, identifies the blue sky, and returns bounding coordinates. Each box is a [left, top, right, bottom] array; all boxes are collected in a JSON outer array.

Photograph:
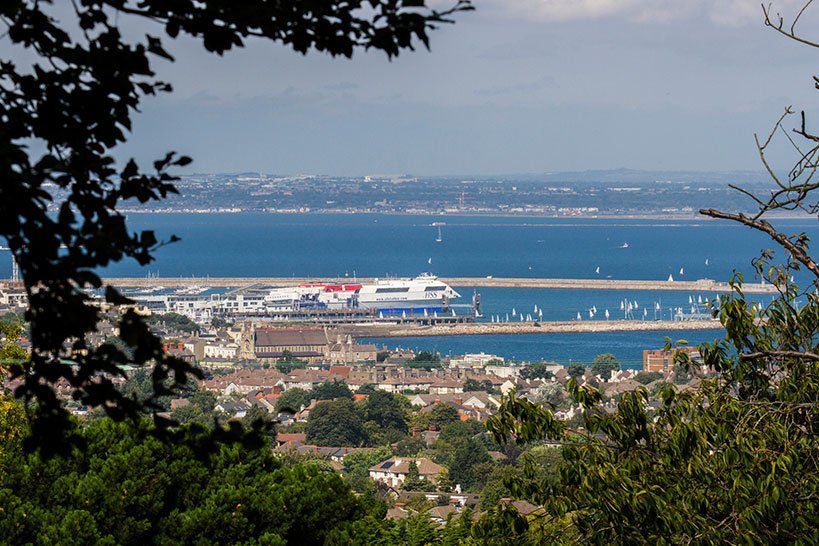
[[13, 1, 819, 176]]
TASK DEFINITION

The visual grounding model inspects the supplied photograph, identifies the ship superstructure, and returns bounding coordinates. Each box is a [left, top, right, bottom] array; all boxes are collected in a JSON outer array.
[[125, 274, 461, 320]]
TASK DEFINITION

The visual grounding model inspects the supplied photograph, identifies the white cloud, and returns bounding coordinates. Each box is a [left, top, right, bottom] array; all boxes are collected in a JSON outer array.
[[492, 0, 808, 26]]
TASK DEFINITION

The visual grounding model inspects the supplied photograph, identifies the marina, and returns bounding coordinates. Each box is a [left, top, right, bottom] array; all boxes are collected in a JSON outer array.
[[102, 275, 776, 293]]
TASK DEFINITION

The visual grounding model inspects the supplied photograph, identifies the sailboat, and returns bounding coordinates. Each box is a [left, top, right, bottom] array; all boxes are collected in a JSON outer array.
[[620, 242, 629, 248], [705, 258, 710, 266], [427, 257, 432, 265], [595, 266, 600, 274], [668, 273, 674, 282], [512, 308, 517, 317], [604, 309, 610, 320], [435, 225, 443, 243], [577, 312, 582, 321], [679, 267, 684, 276]]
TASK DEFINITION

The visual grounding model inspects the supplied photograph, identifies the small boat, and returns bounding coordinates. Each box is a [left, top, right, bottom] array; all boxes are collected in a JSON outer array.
[[577, 312, 582, 321], [679, 267, 684, 276], [668, 274, 674, 282], [705, 258, 710, 266], [595, 266, 600, 274], [604, 309, 610, 319], [435, 225, 443, 243], [621, 242, 629, 248], [427, 258, 432, 265], [512, 308, 517, 317]]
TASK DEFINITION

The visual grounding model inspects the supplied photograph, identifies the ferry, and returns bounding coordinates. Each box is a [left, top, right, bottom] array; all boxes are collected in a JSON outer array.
[[356, 273, 460, 312], [125, 273, 460, 319]]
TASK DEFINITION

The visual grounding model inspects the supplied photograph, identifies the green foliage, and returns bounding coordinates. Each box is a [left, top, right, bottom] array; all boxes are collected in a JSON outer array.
[[376, 350, 390, 363], [306, 398, 368, 446], [567, 364, 585, 378], [408, 350, 442, 369], [171, 389, 218, 427], [1, 0, 471, 455], [633, 371, 664, 385], [357, 383, 378, 394], [0, 418, 373, 545], [449, 438, 491, 491], [590, 353, 620, 381], [519, 361, 557, 380], [146, 312, 200, 334], [362, 390, 410, 432], [396, 436, 428, 457], [429, 403, 461, 429], [401, 460, 431, 491], [210, 316, 230, 329], [275, 387, 309, 414], [463, 378, 498, 393], [312, 379, 354, 401], [0, 318, 27, 365], [342, 446, 393, 493], [487, 259, 819, 543]]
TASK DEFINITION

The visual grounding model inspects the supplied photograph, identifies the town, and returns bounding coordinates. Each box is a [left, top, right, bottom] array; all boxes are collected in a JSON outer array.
[[0, 288, 705, 527]]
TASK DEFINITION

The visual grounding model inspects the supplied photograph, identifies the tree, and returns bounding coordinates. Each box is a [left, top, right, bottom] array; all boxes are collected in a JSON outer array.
[[401, 460, 431, 491], [429, 403, 461, 429], [519, 361, 557, 381], [145, 312, 200, 334], [362, 390, 409, 432], [485, 6, 819, 535], [0, 0, 472, 454], [276, 387, 309, 414], [0, 417, 376, 545], [463, 378, 497, 393], [567, 364, 585, 378], [306, 398, 368, 447], [590, 353, 620, 381], [342, 445, 393, 493], [633, 371, 664, 385], [449, 438, 491, 492], [312, 379, 354, 401]]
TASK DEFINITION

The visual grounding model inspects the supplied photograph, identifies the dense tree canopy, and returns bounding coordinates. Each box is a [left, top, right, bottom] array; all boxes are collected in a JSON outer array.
[[0, 0, 471, 453], [0, 414, 372, 545], [306, 398, 368, 447]]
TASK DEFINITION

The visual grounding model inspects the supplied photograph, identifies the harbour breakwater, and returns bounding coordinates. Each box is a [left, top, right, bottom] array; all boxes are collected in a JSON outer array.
[[334, 319, 724, 338], [103, 276, 775, 293]]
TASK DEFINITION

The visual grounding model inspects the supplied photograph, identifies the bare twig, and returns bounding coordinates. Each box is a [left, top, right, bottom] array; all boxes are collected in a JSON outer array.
[[699, 208, 819, 277]]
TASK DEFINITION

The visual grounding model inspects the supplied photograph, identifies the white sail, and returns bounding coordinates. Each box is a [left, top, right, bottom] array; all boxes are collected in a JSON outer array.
[[577, 312, 582, 320], [595, 266, 600, 274], [604, 309, 610, 319], [679, 267, 684, 275], [668, 274, 674, 282], [705, 258, 709, 266], [589, 309, 593, 319], [512, 308, 516, 317]]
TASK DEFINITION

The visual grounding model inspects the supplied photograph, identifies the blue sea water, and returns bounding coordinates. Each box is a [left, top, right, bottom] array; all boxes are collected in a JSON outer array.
[[360, 330, 724, 370], [78, 214, 819, 281], [1, 213, 814, 364]]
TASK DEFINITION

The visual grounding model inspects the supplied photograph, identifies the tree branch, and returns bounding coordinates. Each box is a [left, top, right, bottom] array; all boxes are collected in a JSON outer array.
[[700, 208, 819, 278], [739, 350, 819, 361]]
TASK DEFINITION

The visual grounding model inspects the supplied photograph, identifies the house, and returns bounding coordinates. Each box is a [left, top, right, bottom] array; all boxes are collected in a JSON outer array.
[[643, 346, 702, 372], [369, 457, 444, 489], [428, 378, 464, 395], [449, 352, 503, 368], [254, 327, 329, 362]]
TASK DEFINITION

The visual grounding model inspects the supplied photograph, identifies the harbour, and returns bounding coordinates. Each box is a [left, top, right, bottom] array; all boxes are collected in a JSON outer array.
[[102, 276, 775, 293]]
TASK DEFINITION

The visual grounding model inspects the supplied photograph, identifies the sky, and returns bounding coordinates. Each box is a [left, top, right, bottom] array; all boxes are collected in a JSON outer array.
[[12, 1, 819, 176]]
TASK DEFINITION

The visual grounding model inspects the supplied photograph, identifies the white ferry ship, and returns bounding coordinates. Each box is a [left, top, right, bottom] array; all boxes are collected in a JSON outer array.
[[127, 273, 460, 319]]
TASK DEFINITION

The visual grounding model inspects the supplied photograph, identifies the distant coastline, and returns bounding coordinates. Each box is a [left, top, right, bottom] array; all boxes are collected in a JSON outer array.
[[114, 209, 815, 221]]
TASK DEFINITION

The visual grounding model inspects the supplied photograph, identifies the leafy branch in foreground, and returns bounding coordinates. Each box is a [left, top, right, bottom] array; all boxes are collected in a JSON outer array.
[[0, 0, 471, 455], [484, 3, 819, 543]]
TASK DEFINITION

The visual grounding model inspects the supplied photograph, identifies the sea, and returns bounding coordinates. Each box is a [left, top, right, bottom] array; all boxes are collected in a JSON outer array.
[[2, 213, 816, 368]]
